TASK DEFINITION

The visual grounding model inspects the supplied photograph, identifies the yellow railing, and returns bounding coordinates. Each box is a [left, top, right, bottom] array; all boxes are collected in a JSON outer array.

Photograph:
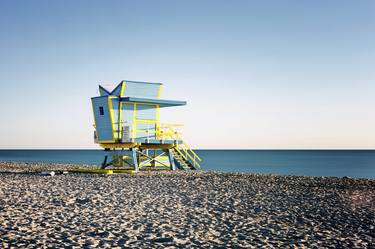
[[157, 123, 202, 168], [96, 119, 201, 168], [132, 122, 201, 168]]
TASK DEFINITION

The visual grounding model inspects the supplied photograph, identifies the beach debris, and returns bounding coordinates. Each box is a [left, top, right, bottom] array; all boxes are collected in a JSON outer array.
[[40, 171, 55, 176]]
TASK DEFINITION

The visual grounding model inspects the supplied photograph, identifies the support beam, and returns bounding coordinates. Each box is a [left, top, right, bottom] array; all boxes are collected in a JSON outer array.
[[137, 151, 168, 167], [100, 143, 138, 149], [101, 155, 108, 169], [139, 144, 174, 149], [167, 149, 177, 170], [131, 148, 139, 172]]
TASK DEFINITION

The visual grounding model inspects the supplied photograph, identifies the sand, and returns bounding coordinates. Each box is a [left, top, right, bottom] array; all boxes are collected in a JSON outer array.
[[0, 161, 374, 248]]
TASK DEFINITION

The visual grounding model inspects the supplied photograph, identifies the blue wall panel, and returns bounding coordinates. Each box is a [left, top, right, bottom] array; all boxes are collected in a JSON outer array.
[[92, 97, 113, 141]]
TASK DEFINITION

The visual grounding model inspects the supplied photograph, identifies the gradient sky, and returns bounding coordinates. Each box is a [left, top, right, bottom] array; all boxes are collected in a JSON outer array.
[[0, 0, 374, 149]]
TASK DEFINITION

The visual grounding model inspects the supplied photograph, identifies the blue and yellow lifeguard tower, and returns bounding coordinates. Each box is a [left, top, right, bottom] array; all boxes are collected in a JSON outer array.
[[91, 80, 201, 172]]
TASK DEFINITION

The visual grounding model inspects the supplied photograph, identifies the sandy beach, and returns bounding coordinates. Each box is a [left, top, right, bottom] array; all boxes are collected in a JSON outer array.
[[0, 161, 374, 248]]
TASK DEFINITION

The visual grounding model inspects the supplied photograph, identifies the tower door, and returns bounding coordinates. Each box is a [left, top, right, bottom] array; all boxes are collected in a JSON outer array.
[[92, 97, 114, 142]]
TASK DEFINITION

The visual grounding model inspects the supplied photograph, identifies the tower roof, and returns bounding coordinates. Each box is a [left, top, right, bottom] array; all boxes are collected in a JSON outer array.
[[120, 97, 186, 107], [95, 80, 186, 107]]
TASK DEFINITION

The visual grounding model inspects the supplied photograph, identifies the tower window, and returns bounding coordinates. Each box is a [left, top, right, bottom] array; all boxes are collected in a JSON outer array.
[[99, 106, 104, 115]]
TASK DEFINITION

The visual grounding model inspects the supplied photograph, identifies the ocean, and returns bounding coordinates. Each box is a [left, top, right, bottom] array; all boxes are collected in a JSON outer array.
[[0, 150, 374, 179]]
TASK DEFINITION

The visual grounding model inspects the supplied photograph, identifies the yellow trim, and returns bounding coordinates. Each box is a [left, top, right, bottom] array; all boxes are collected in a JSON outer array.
[[154, 123, 201, 167], [69, 169, 114, 175], [182, 141, 201, 161], [174, 146, 201, 168], [99, 143, 174, 150], [157, 84, 163, 99], [132, 129, 181, 136], [112, 169, 137, 174], [136, 119, 157, 124], [97, 140, 116, 143], [156, 104, 160, 131], [120, 81, 126, 96], [119, 101, 123, 141], [118, 82, 126, 141], [108, 96, 116, 142], [133, 103, 137, 139]]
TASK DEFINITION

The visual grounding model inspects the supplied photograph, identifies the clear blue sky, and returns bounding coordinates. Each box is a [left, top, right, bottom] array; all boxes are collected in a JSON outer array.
[[0, 0, 374, 149]]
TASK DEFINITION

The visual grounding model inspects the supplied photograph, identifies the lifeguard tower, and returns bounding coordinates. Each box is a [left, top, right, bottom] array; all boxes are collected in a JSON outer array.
[[91, 80, 201, 172]]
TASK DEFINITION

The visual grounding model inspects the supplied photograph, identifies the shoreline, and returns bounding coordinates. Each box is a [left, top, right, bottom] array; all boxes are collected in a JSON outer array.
[[0, 161, 374, 248], [1, 161, 375, 180]]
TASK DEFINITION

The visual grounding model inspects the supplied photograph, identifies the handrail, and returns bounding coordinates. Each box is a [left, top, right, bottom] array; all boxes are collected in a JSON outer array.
[[173, 147, 189, 161], [171, 132, 201, 161], [174, 133, 202, 161], [177, 146, 201, 168], [131, 122, 200, 167], [158, 126, 201, 168], [174, 145, 201, 168], [182, 142, 201, 161], [99, 120, 201, 168], [131, 129, 183, 137]]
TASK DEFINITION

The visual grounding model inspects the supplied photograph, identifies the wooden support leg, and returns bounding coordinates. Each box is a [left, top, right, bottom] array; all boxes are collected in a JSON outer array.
[[132, 148, 139, 172], [167, 149, 176, 171]]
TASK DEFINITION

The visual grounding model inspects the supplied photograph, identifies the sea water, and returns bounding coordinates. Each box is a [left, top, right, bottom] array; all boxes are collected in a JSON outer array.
[[0, 150, 374, 179]]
